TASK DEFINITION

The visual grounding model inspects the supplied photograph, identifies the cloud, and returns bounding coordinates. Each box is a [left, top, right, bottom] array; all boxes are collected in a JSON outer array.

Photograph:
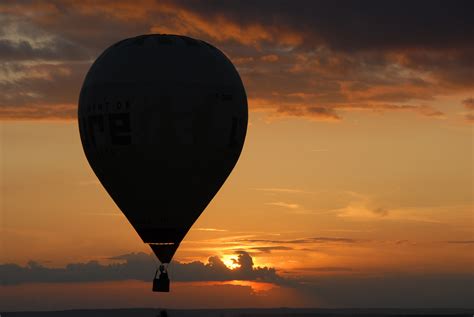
[[335, 103, 444, 118], [265, 201, 300, 209], [337, 204, 391, 219], [2, 251, 474, 308], [240, 237, 358, 245], [192, 228, 228, 232], [465, 113, 474, 122], [0, 251, 286, 286], [168, 0, 473, 51], [0, 61, 88, 119], [249, 246, 293, 253], [0, 38, 89, 62], [0, 0, 472, 121], [276, 106, 342, 122], [335, 194, 449, 224], [335, 193, 396, 219], [463, 98, 474, 110], [395, 240, 411, 245], [260, 54, 279, 62], [462, 98, 474, 123], [301, 266, 354, 272], [372, 207, 389, 217], [252, 187, 309, 194]]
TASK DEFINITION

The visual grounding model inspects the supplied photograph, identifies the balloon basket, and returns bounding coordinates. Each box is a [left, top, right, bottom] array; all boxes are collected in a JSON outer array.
[[153, 269, 170, 292]]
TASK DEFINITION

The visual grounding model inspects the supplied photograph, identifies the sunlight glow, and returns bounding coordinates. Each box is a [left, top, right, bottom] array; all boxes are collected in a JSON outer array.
[[222, 280, 277, 292], [221, 254, 240, 270]]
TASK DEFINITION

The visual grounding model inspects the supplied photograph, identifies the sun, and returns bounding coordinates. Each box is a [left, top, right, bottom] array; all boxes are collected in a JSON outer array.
[[221, 254, 240, 270]]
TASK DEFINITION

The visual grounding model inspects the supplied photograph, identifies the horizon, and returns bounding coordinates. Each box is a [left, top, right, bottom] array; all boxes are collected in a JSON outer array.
[[4, 307, 474, 315]]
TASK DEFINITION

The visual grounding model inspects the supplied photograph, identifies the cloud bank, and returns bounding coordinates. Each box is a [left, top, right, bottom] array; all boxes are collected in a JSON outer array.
[[0, 251, 285, 286], [1, 251, 473, 308]]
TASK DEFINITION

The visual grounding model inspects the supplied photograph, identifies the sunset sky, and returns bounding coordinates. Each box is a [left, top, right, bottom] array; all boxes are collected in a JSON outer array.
[[1, 0, 473, 311]]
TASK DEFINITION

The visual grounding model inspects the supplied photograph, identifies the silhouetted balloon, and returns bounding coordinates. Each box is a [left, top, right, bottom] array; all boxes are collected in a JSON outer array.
[[78, 34, 247, 264]]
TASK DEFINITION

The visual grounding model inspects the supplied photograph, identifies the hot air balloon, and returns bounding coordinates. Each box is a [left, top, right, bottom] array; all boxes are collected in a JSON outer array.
[[78, 34, 247, 292]]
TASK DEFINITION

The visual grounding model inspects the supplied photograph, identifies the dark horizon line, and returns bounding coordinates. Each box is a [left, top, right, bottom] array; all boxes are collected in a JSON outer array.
[[4, 307, 474, 313]]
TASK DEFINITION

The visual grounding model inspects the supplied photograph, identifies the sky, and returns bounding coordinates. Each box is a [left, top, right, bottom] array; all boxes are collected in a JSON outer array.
[[1, 0, 473, 311]]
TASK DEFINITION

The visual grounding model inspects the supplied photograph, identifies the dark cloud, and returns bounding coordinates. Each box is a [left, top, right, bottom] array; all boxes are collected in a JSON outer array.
[[275, 105, 341, 121], [249, 246, 293, 253], [465, 113, 474, 122], [298, 266, 354, 272], [335, 103, 444, 118], [395, 240, 410, 245], [463, 98, 474, 110], [0, 252, 286, 286], [0, 254, 150, 286], [0, 0, 472, 120], [372, 207, 389, 216], [0, 61, 88, 119], [462, 98, 474, 123], [170, 0, 473, 51]]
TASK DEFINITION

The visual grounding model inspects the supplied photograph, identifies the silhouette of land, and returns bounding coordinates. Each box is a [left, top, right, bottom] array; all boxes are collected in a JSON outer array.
[[1, 308, 473, 317]]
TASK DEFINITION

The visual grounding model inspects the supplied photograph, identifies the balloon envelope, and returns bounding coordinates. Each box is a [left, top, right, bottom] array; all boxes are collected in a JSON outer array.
[[78, 34, 247, 263]]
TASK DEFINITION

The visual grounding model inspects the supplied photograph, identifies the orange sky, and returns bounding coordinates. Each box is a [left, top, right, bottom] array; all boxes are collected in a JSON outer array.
[[0, 0, 473, 310]]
